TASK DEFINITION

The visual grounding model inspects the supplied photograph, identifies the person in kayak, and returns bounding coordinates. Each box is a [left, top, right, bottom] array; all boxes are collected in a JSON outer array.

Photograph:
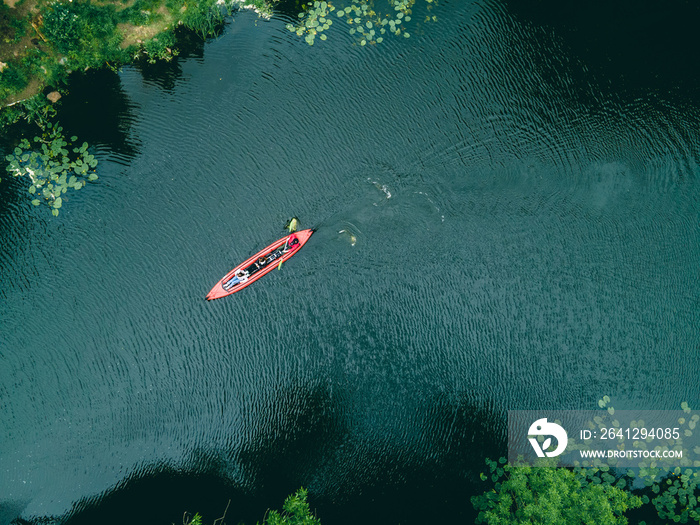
[[223, 269, 248, 290], [284, 233, 300, 252], [278, 218, 301, 270], [285, 217, 299, 233]]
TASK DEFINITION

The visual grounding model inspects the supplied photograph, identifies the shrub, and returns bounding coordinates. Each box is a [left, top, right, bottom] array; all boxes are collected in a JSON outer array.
[[472, 459, 642, 525], [0, 62, 30, 100], [260, 488, 321, 525], [180, 0, 227, 39], [41, 1, 124, 67], [140, 30, 179, 63]]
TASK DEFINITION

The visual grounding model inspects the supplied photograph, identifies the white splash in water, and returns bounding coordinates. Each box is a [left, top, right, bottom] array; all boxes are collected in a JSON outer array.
[[415, 191, 445, 222], [369, 178, 392, 199], [338, 229, 357, 246]]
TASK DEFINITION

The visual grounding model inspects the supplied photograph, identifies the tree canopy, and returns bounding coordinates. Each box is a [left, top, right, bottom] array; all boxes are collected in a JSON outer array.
[[472, 460, 642, 525]]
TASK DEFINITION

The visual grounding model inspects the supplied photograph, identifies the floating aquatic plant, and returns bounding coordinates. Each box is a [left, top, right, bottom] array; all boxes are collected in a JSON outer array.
[[285, 0, 335, 45], [287, 0, 438, 46], [4, 121, 98, 216]]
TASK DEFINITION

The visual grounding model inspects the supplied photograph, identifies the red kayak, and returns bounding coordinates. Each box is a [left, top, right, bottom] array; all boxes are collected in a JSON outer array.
[[206, 229, 314, 300]]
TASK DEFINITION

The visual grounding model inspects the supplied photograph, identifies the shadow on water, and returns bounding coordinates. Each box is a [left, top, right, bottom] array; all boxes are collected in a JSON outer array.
[[50, 378, 347, 525], [10, 389, 504, 525], [131, 28, 207, 91], [503, 0, 700, 101], [56, 69, 141, 160], [57, 469, 266, 525], [421, 392, 507, 472], [303, 393, 505, 525], [0, 24, 209, 218], [235, 378, 348, 493], [56, 26, 210, 154]]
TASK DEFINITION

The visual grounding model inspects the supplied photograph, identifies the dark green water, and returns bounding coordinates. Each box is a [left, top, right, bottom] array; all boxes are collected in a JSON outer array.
[[1, 1, 699, 524]]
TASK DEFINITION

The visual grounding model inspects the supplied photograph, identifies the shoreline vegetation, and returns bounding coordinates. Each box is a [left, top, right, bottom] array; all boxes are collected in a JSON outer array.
[[186, 488, 322, 525], [189, 400, 699, 525], [0, 0, 278, 214], [0, 0, 275, 119], [1, 0, 437, 215], [0, 0, 436, 119]]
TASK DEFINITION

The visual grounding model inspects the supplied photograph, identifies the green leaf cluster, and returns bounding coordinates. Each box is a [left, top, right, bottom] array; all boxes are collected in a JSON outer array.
[[472, 459, 642, 525], [41, 0, 125, 68], [286, 0, 334, 45], [0, 2, 28, 44], [475, 399, 700, 525], [260, 488, 321, 525], [0, 62, 30, 101], [186, 489, 320, 525], [287, 0, 438, 46], [575, 399, 700, 524], [649, 471, 700, 523], [4, 120, 98, 216], [139, 31, 180, 63], [0, 96, 56, 129], [173, 0, 277, 40], [118, 0, 169, 25], [179, 0, 228, 40]]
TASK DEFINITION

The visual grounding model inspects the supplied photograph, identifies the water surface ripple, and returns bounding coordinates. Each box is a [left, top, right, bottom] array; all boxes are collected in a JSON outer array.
[[1, 3, 699, 525]]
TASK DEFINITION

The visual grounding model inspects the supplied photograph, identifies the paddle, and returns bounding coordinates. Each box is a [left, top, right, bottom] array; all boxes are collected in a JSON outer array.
[[278, 217, 300, 270]]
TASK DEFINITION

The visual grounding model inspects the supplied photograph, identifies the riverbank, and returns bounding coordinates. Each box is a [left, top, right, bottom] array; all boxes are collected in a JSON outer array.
[[0, 0, 275, 124], [0, 0, 439, 127]]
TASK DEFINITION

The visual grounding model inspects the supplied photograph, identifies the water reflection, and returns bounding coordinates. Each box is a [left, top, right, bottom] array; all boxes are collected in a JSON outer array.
[[58, 389, 503, 525], [133, 28, 208, 91], [57, 69, 141, 163]]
